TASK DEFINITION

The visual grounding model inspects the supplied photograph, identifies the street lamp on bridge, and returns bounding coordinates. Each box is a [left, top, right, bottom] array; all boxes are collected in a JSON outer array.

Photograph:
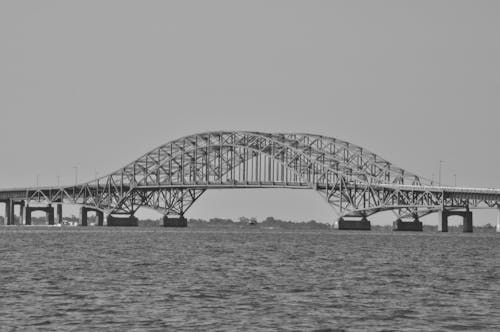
[[73, 166, 78, 185], [439, 160, 444, 186]]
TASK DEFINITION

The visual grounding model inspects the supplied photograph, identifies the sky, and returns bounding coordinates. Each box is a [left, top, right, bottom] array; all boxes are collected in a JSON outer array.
[[1, 1, 500, 225]]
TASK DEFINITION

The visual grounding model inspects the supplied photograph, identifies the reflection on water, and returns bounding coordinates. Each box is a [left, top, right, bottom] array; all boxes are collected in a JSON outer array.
[[0, 227, 499, 331]]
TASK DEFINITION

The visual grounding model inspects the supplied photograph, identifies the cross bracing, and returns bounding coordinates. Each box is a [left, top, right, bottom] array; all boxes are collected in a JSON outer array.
[[1, 131, 499, 220]]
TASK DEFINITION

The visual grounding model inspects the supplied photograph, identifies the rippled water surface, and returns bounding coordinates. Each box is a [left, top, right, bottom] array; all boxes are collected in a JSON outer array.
[[1, 227, 499, 331]]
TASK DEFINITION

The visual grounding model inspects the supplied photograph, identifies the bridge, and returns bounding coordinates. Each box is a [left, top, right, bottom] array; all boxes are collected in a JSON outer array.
[[1, 131, 500, 232]]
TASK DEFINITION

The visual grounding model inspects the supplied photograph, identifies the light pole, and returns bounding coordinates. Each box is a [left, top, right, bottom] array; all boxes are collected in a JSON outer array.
[[454, 174, 457, 187], [438, 160, 444, 186], [73, 166, 78, 185], [36, 174, 40, 188], [57, 175, 61, 187]]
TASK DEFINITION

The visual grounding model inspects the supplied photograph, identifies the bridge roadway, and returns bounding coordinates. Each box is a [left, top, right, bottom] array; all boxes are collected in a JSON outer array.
[[1, 182, 499, 232], [0, 131, 499, 232]]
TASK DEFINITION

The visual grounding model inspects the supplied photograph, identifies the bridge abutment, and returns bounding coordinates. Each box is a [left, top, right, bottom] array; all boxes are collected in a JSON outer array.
[[106, 215, 138, 227], [163, 216, 188, 227], [393, 219, 423, 231], [335, 217, 371, 230]]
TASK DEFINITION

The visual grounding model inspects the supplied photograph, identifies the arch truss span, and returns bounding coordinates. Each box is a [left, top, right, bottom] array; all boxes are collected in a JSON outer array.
[[6, 131, 500, 219]]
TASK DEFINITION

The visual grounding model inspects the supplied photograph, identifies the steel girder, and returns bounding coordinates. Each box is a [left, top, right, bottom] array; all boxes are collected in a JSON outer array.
[[4, 131, 500, 218]]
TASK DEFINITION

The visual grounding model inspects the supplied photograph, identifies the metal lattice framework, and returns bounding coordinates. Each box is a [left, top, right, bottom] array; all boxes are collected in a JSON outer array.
[[2, 131, 500, 220]]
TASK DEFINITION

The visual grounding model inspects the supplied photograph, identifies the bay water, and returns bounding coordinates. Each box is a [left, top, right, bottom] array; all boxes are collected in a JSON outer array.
[[1, 227, 499, 331]]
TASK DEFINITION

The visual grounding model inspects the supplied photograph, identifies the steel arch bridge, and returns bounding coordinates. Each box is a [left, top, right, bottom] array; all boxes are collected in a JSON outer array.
[[1, 131, 500, 226]]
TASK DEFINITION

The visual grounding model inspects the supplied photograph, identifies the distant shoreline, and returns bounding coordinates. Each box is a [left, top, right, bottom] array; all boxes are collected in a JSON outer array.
[[1, 216, 498, 232]]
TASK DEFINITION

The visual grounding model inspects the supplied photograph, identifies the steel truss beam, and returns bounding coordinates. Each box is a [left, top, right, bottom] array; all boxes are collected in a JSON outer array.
[[1, 131, 499, 218]]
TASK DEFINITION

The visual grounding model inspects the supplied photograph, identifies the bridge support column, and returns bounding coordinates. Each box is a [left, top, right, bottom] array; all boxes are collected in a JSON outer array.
[[335, 217, 371, 230], [25, 206, 32, 225], [47, 205, 54, 225], [5, 199, 14, 225], [56, 204, 63, 224], [80, 207, 105, 226], [106, 215, 138, 227], [438, 211, 448, 232], [393, 218, 423, 231], [96, 210, 104, 226], [163, 215, 187, 227], [497, 207, 500, 233], [24, 205, 55, 225], [0, 200, 8, 225], [19, 201, 25, 225], [439, 209, 473, 233], [463, 211, 473, 233], [3, 200, 8, 225], [79, 207, 88, 226]]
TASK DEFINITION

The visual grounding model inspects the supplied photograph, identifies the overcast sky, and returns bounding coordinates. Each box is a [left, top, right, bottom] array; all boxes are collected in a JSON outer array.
[[1, 1, 499, 224]]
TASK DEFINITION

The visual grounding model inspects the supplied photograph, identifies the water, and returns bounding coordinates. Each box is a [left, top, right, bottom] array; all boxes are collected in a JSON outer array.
[[0, 227, 499, 331]]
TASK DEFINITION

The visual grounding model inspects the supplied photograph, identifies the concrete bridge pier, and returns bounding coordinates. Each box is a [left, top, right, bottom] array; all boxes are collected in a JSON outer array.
[[47, 205, 55, 225], [25, 206, 30, 225], [106, 214, 138, 226], [4, 200, 26, 225], [163, 215, 188, 227], [335, 216, 371, 230], [96, 210, 104, 226], [79, 207, 104, 226], [18, 201, 25, 225], [496, 207, 500, 233], [439, 209, 473, 233], [79, 207, 87, 226], [56, 204, 63, 224], [393, 217, 423, 231], [3, 199, 15, 225], [24, 204, 55, 225], [463, 212, 473, 232]]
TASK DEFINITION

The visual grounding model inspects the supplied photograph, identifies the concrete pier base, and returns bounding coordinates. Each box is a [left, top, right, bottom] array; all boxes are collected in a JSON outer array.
[[19, 201, 25, 225], [47, 205, 54, 225], [24, 205, 54, 225], [79, 207, 105, 226], [4, 199, 14, 225], [439, 209, 473, 233], [107, 215, 138, 227], [163, 216, 188, 227], [438, 211, 448, 232], [79, 207, 88, 226], [393, 219, 423, 231], [56, 204, 63, 224], [496, 208, 500, 233], [25, 206, 31, 225], [96, 211, 104, 226], [335, 217, 371, 230], [463, 213, 473, 233]]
